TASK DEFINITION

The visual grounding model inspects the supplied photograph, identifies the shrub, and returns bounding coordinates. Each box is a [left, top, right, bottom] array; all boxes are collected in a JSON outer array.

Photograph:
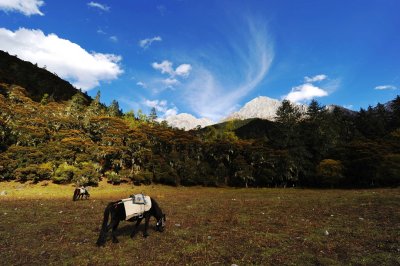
[[75, 162, 101, 186], [131, 170, 153, 185], [105, 170, 120, 184], [52, 162, 79, 184]]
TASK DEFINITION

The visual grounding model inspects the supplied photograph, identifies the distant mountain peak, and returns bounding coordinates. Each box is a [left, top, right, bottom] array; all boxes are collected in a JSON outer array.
[[224, 96, 307, 121], [164, 113, 214, 130]]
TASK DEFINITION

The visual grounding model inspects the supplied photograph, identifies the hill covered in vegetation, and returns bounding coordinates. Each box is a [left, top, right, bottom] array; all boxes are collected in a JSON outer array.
[[0, 50, 90, 102], [0, 51, 399, 188]]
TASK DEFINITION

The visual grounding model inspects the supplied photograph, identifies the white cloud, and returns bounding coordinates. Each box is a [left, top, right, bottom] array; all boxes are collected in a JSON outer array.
[[304, 74, 327, 83], [163, 107, 178, 117], [284, 83, 328, 103], [0, 0, 44, 16], [374, 85, 397, 90], [87, 1, 109, 12], [152, 60, 192, 78], [139, 36, 162, 49], [152, 60, 174, 76], [175, 64, 192, 77], [0, 27, 123, 90], [144, 99, 168, 112]]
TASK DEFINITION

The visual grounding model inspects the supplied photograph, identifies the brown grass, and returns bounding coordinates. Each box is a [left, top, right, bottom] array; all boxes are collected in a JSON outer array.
[[0, 181, 399, 265]]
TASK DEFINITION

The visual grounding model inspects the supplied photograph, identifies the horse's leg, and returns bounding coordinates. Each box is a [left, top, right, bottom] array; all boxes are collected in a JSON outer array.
[[73, 190, 78, 201], [96, 202, 115, 246], [111, 219, 120, 243], [143, 214, 150, 238], [130, 218, 143, 238]]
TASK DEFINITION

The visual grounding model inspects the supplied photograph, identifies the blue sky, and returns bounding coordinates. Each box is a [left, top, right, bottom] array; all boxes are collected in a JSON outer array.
[[0, 0, 399, 122]]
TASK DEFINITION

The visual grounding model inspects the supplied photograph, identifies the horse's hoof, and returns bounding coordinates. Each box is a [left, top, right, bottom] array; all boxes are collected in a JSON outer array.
[[143, 233, 149, 238], [112, 238, 119, 243]]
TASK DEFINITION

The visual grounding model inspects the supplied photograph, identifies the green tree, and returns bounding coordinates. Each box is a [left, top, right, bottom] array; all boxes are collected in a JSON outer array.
[[274, 100, 302, 148], [137, 109, 148, 122], [149, 107, 158, 122], [67, 92, 88, 116], [107, 100, 122, 117]]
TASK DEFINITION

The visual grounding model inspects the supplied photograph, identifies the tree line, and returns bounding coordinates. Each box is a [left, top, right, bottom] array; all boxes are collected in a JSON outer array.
[[0, 83, 399, 188]]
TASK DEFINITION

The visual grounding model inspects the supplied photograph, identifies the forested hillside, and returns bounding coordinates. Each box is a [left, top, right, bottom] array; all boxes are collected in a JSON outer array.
[[0, 50, 90, 102], [0, 51, 399, 188]]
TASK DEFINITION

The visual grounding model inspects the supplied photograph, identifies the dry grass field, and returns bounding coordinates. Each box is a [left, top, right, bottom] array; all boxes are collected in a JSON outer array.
[[0, 181, 399, 265]]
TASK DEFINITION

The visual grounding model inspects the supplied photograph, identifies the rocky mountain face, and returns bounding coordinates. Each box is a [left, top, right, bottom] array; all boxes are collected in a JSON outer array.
[[224, 96, 308, 121], [164, 113, 214, 130]]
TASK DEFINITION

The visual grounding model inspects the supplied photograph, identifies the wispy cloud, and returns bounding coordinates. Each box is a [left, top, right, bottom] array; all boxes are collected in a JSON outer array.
[[182, 17, 274, 121], [156, 5, 166, 16], [0, 27, 123, 90], [374, 85, 397, 90], [109, 36, 118, 42], [136, 81, 147, 88], [0, 0, 44, 16], [139, 36, 162, 49], [87, 1, 110, 12], [304, 74, 327, 83], [163, 78, 179, 87]]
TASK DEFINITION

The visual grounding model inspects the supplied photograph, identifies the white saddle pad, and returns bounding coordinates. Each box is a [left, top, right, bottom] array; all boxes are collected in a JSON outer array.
[[122, 195, 151, 220]]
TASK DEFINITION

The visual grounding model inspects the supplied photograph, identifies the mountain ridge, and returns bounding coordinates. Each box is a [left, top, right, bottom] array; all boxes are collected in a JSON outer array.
[[0, 50, 90, 102]]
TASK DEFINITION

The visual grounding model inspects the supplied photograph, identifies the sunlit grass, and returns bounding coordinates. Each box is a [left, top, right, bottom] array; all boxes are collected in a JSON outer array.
[[0, 181, 399, 265]]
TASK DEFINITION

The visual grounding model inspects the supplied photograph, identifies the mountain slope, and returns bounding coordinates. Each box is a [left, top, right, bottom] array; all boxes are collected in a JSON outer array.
[[234, 118, 279, 140], [0, 50, 90, 102]]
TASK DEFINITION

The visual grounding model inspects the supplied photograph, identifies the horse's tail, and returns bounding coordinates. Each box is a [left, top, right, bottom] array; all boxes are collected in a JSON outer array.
[[96, 202, 114, 246], [72, 189, 79, 201]]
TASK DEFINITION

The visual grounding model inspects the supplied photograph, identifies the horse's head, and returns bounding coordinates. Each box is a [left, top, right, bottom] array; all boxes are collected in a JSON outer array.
[[156, 214, 166, 232]]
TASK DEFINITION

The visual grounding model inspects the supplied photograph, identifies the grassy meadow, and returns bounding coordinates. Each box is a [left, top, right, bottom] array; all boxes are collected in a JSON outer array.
[[0, 181, 399, 265]]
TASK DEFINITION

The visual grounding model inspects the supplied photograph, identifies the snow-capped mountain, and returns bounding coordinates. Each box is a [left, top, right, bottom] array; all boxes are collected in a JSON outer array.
[[224, 96, 308, 121], [165, 96, 355, 130], [164, 113, 214, 130]]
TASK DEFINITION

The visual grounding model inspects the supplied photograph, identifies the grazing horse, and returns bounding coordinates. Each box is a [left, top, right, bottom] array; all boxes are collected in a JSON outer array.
[[96, 195, 166, 246], [72, 186, 90, 201]]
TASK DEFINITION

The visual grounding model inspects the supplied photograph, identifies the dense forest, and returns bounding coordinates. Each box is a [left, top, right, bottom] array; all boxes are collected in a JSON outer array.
[[0, 52, 399, 188]]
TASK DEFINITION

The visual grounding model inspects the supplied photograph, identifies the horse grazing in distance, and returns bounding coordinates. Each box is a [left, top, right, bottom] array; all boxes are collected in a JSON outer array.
[[96, 194, 166, 246], [72, 186, 90, 201]]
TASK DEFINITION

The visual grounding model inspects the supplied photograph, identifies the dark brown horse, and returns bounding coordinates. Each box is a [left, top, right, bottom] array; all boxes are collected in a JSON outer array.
[[96, 196, 166, 246]]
